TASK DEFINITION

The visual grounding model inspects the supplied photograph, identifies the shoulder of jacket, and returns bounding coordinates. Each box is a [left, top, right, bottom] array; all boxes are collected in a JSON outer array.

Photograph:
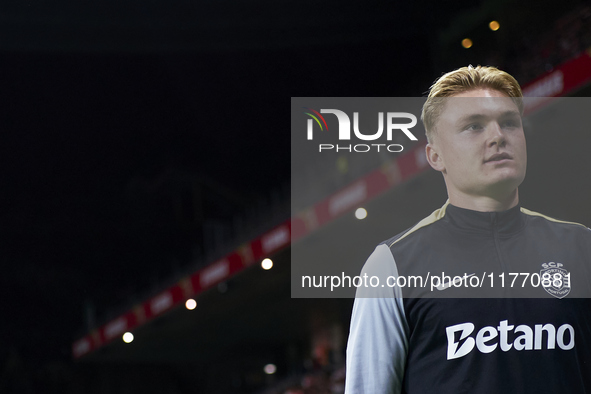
[[382, 200, 450, 249], [520, 207, 589, 231]]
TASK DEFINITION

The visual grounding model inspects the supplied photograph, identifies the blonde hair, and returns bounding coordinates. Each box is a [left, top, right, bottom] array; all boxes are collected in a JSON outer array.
[[421, 65, 523, 142]]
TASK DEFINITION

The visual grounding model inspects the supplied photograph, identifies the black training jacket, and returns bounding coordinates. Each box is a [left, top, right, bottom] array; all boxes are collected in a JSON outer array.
[[345, 201, 591, 393]]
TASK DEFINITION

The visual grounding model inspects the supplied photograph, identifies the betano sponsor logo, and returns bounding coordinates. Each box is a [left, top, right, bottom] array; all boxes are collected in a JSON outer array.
[[150, 291, 173, 315], [329, 182, 367, 216], [104, 316, 127, 340], [200, 259, 229, 288], [522, 71, 564, 111], [262, 226, 290, 254], [304, 108, 418, 153], [446, 320, 575, 360], [73, 338, 91, 357]]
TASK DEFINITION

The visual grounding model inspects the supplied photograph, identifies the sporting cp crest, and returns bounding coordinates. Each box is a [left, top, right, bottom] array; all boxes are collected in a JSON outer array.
[[540, 262, 571, 299]]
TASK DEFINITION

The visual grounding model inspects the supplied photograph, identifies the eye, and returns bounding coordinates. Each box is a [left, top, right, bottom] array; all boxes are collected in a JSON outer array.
[[501, 120, 520, 128], [465, 123, 483, 131]]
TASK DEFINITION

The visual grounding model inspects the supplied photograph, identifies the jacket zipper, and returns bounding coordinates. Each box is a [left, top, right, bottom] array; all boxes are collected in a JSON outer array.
[[491, 213, 506, 271]]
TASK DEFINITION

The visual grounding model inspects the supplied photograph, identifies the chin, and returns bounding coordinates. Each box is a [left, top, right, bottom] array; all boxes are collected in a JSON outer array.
[[490, 168, 526, 186], [484, 176, 524, 197]]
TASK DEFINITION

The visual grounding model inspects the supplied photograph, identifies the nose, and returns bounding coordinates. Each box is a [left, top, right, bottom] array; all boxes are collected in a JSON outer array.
[[487, 122, 506, 147]]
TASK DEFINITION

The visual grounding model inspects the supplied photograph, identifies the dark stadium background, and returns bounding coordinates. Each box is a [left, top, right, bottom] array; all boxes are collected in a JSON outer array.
[[2, 0, 591, 392]]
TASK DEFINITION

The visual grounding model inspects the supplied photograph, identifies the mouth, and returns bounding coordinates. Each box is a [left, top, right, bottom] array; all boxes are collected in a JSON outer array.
[[485, 153, 512, 163]]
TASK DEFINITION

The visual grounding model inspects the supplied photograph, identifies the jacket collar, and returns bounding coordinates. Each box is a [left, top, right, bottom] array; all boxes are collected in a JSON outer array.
[[443, 200, 526, 235]]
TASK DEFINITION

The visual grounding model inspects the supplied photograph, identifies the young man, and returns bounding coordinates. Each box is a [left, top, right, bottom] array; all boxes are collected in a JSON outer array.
[[345, 66, 591, 393]]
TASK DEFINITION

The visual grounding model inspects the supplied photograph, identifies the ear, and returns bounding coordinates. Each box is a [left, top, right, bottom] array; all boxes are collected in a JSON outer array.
[[426, 143, 445, 173]]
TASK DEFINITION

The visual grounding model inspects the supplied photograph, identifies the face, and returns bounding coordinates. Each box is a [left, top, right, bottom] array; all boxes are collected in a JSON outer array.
[[426, 88, 527, 201]]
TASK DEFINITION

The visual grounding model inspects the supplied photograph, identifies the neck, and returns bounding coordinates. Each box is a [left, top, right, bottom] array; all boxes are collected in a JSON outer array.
[[448, 188, 519, 212]]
